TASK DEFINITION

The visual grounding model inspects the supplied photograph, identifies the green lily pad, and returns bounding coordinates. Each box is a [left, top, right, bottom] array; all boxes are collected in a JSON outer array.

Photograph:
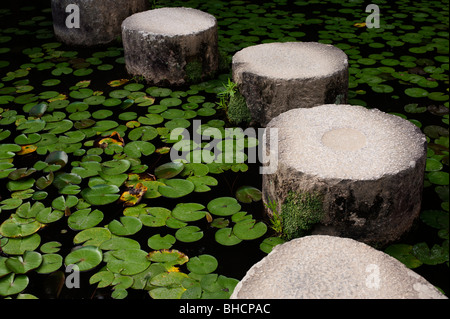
[[214, 228, 242, 246], [405, 87, 429, 98], [154, 162, 184, 179], [73, 227, 112, 247], [149, 287, 185, 299], [233, 219, 267, 240], [7, 168, 36, 181], [16, 202, 46, 219], [150, 271, 188, 287], [235, 185, 262, 203], [147, 249, 188, 265], [108, 216, 143, 236], [35, 208, 64, 224], [427, 171, 449, 185], [81, 184, 121, 205], [412, 242, 448, 265], [64, 246, 103, 272], [67, 208, 104, 230], [17, 119, 46, 133], [102, 159, 130, 175], [147, 87, 172, 97], [420, 210, 449, 230], [139, 207, 171, 227], [200, 274, 238, 299], [106, 249, 150, 275], [0, 234, 41, 256], [100, 237, 141, 251], [0, 274, 29, 297], [147, 234, 176, 250], [171, 203, 206, 222], [158, 179, 195, 198], [6, 251, 43, 274], [207, 197, 241, 216], [40, 241, 62, 254], [259, 237, 286, 254], [124, 141, 155, 158], [187, 175, 218, 192], [175, 226, 204, 243], [36, 254, 63, 274], [128, 126, 158, 141], [14, 133, 41, 145], [187, 255, 218, 275], [0, 214, 42, 238]]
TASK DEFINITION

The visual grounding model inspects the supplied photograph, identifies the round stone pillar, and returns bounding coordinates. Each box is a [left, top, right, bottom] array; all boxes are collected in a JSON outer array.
[[51, 0, 149, 46], [121, 7, 219, 86], [232, 42, 349, 126], [262, 104, 427, 246]]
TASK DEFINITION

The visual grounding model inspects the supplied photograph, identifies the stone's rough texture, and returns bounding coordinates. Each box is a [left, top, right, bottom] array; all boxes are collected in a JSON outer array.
[[232, 42, 349, 126], [51, 0, 149, 47], [262, 104, 427, 246], [231, 235, 447, 299], [122, 7, 219, 86]]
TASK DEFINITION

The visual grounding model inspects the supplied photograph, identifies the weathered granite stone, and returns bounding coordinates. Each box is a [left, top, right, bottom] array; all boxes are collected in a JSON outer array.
[[232, 42, 349, 126], [121, 7, 219, 86], [262, 104, 427, 246], [231, 235, 446, 299], [51, 0, 148, 47]]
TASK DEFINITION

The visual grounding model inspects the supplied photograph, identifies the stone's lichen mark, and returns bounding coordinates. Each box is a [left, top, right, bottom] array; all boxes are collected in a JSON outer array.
[[185, 60, 203, 83], [280, 191, 324, 240], [227, 91, 252, 126]]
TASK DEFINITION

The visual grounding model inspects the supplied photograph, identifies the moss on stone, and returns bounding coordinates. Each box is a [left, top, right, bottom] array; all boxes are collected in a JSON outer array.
[[227, 91, 252, 126], [185, 60, 203, 83], [281, 191, 324, 240]]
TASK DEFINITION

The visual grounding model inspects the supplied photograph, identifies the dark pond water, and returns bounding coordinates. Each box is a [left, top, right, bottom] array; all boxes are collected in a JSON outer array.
[[0, 0, 448, 299]]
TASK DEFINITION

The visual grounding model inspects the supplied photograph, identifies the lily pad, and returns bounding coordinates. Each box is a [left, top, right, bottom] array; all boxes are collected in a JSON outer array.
[[233, 219, 267, 240], [155, 162, 185, 179], [187, 176, 218, 192], [6, 251, 43, 274], [108, 216, 143, 236], [214, 228, 242, 246], [0, 214, 42, 238], [175, 226, 204, 243], [106, 249, 150, 275], [158, 179, 195, 198], [67, 208, 104, 230], [124, 141, 155, 158], [235, 185, 262, 203], [0, 274, 29, 297], [36, 254, 63, 274], [171, 203, 206, 222], [147, 234, 176, 250], [139, 207, 171, 227], [64, 246, 103, 272], [80, 184, 121, 205], [187, 255, 218, 275], [207, 197, 241, 216], [73, 227, 112, 247], [259, 237, 286, 254], [147, 249, 188, 265]]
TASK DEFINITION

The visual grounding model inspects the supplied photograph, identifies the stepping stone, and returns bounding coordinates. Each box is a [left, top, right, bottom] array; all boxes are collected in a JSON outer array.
[[51, 0, 149, 46], [121, 7, 219, 86], [262, 104, 427, 246], [232, 42, 349, 126], [231, 235, 446, 299]]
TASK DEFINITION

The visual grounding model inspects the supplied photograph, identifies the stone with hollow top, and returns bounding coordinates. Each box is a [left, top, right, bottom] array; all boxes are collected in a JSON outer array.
[[231, 235, 447, 299], [232, 42, 349, 126], [262, 104, 427, 245], [121, 7, 219, 86], [51, 0, 149, 47]]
